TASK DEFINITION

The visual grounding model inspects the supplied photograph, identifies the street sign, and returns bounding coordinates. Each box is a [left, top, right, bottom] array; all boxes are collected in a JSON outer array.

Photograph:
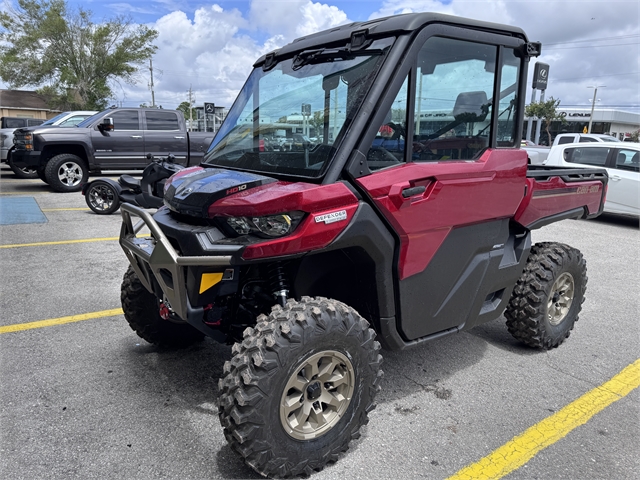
[[204, 102, 215, 114], [301, 103, 311, 115], [532, 63, 549, 91]]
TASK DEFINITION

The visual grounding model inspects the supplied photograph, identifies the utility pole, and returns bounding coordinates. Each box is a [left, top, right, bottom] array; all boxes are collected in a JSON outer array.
[[587, 85, 605, 134], [149, 58, 156, 108], [188, 85, 194, 132]]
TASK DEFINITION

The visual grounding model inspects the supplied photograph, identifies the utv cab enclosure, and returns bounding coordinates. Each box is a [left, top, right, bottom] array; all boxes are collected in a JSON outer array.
[[118, 12, 607, 478]]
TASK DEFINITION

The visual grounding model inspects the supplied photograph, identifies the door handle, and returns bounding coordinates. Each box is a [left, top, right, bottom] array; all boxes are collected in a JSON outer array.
[[610, 175, 621, 181], [130, 135, 142, 139], [389, 182, 429, 209], [402, 186, 426, 198], [174, 136, 185, 139]]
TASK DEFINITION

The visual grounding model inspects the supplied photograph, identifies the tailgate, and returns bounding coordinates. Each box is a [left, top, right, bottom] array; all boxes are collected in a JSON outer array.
[[515, 165, 608, 229]]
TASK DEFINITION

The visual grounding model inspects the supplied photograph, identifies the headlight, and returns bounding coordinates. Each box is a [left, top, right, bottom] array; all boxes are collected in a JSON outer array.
[[224, 211, 304, 238]]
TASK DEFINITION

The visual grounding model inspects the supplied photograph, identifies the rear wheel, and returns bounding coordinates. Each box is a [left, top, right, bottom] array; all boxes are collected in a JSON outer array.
[[44, 153, 88, 192], [85, 181, 120, 214], [505, 242, 587, 349], [120, 266, 204, 347], [219, 297, 382, 478], [8, 156, 38, 179]]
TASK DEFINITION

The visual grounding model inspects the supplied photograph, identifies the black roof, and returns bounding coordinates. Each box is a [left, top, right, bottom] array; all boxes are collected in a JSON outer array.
[[255, 12, 529, 66]]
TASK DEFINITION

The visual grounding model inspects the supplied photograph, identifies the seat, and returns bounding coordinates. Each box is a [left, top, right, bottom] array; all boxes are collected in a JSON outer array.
[[119, 175, 140, 189]]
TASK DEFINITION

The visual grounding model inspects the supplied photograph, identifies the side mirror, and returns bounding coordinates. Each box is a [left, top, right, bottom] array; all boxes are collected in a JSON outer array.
[[101, 117, 114, 132]]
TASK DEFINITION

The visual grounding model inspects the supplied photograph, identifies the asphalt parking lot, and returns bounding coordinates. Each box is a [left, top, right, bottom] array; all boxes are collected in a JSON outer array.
[[1, 164, 638, 480]]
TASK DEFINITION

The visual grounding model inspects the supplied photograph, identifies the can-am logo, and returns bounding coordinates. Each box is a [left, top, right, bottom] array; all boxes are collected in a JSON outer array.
[[226, 184, 247, 195]]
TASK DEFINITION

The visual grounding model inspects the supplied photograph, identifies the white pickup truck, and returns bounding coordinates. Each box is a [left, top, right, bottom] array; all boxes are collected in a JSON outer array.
[[521, 133, 622, 165], [1, 110, 96, 178], [552, 133, 622, 146], [520, 139, 550, 165]]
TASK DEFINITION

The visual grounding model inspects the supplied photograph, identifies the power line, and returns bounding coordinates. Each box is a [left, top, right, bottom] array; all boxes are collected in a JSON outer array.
[[546, 42, 639, 50], [552, 71, 639, 82], [544, 34, 639, 46]]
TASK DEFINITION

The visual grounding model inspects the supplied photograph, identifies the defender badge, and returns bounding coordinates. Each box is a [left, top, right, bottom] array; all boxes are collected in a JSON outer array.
[[314, 210, 347, 224]]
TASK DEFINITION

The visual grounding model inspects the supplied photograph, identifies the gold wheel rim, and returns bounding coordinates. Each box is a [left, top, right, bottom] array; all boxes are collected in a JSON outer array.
[[279, 350, 355, 440], [547, 272, 575, 326]]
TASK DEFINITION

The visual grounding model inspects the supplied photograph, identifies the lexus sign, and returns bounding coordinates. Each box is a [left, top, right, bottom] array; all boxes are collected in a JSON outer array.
[[532, 62, 549, 91]]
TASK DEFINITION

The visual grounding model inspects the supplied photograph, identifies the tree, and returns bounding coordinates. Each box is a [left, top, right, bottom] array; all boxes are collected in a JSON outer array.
[[525, 97, 566, 145], [0, 0, 158, 110], [309, 110, 324, 136], [177, 101, 196, 122], [628, 129, 640, 143]]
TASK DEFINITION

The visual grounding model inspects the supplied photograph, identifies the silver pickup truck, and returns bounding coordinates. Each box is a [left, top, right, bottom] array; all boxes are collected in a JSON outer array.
[[11, 107, 214, 192]]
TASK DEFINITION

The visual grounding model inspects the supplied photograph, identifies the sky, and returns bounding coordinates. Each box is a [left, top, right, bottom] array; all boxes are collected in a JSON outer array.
[[2, 0, 639, 113]]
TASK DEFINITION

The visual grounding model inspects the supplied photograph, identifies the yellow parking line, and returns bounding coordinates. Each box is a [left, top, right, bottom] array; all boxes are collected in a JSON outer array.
[[0, 237, 119, 248], [41, 207, 91, 211], [0, 308, 124, 334], [447, 359, 640, 480]]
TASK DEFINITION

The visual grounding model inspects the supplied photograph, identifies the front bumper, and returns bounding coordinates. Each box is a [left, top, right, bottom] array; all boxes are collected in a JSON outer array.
[[10, 150, 41, 168], [119, 203, 242, 322]]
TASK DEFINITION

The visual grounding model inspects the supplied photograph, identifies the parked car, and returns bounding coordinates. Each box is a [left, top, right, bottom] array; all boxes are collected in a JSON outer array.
[[544, 142, 639, 216], [10, 107, 214, 192], [552, 133, 621, 146], [0, 116, 45, 129], [1, 110, 96, 178], [520, 139, 550, 165]]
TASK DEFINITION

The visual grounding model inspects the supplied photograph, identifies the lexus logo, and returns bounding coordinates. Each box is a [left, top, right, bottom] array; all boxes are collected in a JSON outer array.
[[540, 69, 548, 79]]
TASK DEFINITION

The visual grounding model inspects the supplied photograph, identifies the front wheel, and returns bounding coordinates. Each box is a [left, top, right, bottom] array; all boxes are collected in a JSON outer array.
[[120, 266, 204, 347], [505, 242, 587, 349], [219, 297, 382, 478], [44, 153, 88, 192], [85, 181, 120, 214], [8, 156, 38, 179]]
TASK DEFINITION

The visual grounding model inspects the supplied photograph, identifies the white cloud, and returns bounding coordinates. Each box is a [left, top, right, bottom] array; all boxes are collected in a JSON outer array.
[[365, 0, 639, 113], [119, 0, 351, 109]]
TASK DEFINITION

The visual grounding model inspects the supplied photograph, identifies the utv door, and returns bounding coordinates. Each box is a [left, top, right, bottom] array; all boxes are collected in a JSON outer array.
[[355, 28, 531, 341]]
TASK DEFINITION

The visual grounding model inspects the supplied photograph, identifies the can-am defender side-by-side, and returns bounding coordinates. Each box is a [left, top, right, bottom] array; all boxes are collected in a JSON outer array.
[[118, 13, 607, 478]]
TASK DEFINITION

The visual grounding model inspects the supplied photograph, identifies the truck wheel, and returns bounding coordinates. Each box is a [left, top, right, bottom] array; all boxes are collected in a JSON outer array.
[[44, 153, 88, 192], [8, 157, 38, 179], [505, 242, 587, 349], [85, 181, 120, 214], [219, 297, 382, 478], [120, 266, 204, 347]]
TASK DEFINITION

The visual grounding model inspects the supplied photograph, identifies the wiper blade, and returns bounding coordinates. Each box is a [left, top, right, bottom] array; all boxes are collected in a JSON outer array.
[[292, 47, 383, 70]]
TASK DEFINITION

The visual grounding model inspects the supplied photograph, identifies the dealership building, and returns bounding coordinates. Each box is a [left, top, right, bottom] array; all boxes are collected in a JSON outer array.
[[524, 108, 640, 144]]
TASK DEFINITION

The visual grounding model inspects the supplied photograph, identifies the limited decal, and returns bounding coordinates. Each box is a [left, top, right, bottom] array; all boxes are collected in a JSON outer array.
[[315, 210, 347, 224], [226, 184, 248, 195]]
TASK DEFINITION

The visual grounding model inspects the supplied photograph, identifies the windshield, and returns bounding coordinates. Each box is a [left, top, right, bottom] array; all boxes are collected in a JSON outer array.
[[204, 38, 394, 178], [77, 111, 106, 128], [41, 112, 71, 125]]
